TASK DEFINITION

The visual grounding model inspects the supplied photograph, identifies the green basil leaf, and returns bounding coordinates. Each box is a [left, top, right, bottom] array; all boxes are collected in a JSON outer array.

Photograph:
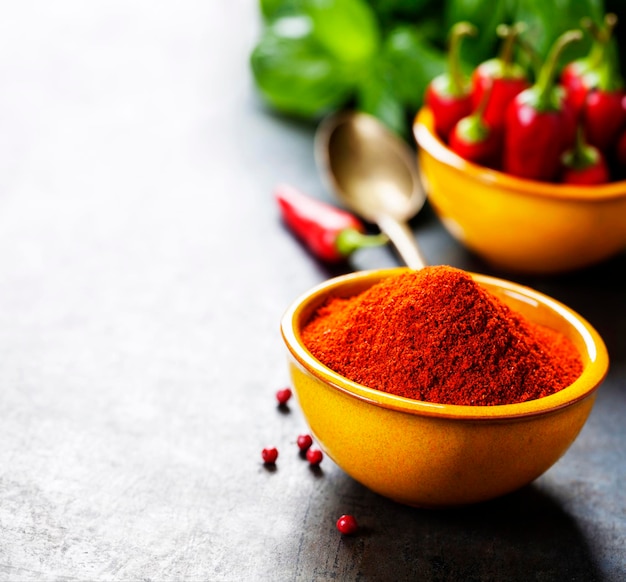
[[356, 68, 408, 137], [443, 0, 509, 66], [364, 0, 435, 31], [304, 0, 381, 63], [512, 0, 605, 65], [250, 16, 355, 118], [356, 25, 447, 138], [381, 25, 447, 110], [260, 0, 305, 21]]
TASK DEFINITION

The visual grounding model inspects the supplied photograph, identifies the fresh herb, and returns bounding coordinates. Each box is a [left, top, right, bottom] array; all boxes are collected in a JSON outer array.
[[250, 0, 623, 138]]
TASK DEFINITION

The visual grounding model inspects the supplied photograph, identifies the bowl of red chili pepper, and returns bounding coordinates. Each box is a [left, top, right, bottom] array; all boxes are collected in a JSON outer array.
[[411, 18, 626, 275], [280, 266, 608, 508], [413, 106, 626, 274]]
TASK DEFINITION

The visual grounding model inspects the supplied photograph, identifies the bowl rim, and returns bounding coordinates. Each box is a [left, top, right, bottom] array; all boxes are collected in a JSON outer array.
[[281, 268, 609, 421], [413, 107, 626, 202]]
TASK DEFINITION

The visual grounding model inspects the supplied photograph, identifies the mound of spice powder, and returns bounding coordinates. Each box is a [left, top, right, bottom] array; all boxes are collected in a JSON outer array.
[[301, 266, 583, 406]]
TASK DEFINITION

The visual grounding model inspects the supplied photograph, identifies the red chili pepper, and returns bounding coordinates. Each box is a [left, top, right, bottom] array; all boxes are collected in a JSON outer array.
[[562, 14, 626, 153], [275, 184, 387, 263], [425, 21, 477, 143], [561, 14, 618, 117], [471, 23, 530, 134], [561, 126, 610, 185], [449, 81, 500, 168], [503, 30, 582, 182], [583, 89, 626, 153], [616, 128, 626, 172]]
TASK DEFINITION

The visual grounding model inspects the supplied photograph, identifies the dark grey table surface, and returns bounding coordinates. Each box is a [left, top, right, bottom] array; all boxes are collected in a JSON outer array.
[[1, 2, 624, 581]]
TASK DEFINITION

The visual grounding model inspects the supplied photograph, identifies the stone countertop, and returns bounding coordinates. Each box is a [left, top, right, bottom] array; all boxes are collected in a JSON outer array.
[[0, 2, 624, 581]]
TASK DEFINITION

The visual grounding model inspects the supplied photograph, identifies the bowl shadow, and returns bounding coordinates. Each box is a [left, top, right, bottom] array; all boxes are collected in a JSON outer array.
[[327, 476, 602, 582]]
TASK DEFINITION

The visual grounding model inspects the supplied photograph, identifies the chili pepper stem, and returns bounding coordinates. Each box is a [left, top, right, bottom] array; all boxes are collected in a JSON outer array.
[[448, 22, 477, 97], [583, 27, 605, 71], [562, 126, 601, 169], [582, 14, 620, 91], [456, 81, 492, 143], [535, 30, 583, 110], [335, 228, 388, 257], [496, 22, 526, 78], [582, 13, 617, 66]]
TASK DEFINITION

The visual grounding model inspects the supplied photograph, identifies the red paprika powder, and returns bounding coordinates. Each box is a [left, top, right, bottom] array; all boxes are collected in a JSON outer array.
[[301, 266, 582, 406]]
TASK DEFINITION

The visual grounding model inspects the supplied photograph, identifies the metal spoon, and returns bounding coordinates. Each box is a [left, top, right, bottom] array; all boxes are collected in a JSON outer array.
[[315, 110, 427, 269]]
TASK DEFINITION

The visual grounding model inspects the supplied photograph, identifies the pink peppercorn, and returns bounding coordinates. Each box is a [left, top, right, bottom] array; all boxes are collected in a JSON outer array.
[[261, 447, 278, 464], [296, 434, 313, 451], [306, 448, 323, 466], [336, 514, 358, 535], [276, 388, 292, 405]]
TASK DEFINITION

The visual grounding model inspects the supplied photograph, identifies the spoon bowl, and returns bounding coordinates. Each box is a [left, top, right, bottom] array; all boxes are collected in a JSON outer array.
[[315, 111, 427, 269]]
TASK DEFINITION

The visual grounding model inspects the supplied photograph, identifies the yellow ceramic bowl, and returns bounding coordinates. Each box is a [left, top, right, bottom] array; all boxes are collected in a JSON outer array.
[[413, 107, 626, 274], [280, 268, 609, 508]]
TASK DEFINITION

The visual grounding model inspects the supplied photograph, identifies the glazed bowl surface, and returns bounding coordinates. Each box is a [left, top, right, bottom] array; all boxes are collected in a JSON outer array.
[[280, 268, 609, 507], [413, 107, 626, 274]]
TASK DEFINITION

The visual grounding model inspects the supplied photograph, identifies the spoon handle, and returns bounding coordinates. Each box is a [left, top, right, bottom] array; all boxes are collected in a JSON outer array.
[[376, 214, 427, 270]]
